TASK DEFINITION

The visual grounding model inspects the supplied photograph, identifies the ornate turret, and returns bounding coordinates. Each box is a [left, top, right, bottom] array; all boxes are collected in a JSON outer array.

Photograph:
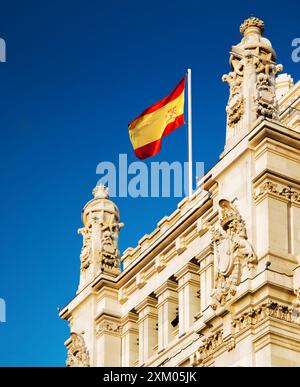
[[78, 184, 123, 290], [222, 17, 282, 155]]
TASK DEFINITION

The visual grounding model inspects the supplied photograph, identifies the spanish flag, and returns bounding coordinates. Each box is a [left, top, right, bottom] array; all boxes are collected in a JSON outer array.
[[128, 76, 186, 160]]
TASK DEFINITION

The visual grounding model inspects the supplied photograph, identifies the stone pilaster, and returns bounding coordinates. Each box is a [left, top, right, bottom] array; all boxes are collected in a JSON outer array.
[[121, 312, 139, 367], [197, 246, 214, 314], [175, 262, 200, 336], [155, 280, 178, 352], [136, 296, 158, 365], [95, 314, 122, 366]]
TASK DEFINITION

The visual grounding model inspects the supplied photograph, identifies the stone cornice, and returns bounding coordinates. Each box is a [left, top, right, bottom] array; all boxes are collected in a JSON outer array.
[[135, 296, 158, 315], [248, 119, 300, 152], [154, 280, 178, 298], [120, 311, 138, 325], [252, 169, 300, 188], [174, 262, 200, 280]]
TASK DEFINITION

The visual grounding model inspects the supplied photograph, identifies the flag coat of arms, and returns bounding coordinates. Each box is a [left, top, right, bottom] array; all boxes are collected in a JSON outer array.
[[128, 76, 186, 160]]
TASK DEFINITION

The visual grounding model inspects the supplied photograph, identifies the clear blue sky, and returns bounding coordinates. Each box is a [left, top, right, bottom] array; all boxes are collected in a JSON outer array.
[[0, 0, 299, 366]]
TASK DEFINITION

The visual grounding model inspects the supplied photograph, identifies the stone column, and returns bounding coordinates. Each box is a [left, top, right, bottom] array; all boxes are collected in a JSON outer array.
[[197, 248, 214, 314], [136, 296, 158, 365], [121, 312, 139, 367], [95, 315, 122, 366], [175, 262, 200, 336], [254, 183, 289, 259], [155, 280, 178, 352]]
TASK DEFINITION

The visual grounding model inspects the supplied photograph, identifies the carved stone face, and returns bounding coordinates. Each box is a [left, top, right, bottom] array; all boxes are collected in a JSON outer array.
[[102, 229, 115, 254]]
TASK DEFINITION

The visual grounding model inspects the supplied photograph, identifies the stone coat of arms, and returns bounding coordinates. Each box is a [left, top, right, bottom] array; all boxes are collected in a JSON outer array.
[[210, 199, 257, 310]]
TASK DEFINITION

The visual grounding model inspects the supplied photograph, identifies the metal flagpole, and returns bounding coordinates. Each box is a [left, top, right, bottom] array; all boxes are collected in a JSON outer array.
[[187, 68, 193, 197]]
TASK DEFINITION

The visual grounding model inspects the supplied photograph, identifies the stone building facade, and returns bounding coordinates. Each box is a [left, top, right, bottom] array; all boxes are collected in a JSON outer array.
[[60, 17, 300, 367]]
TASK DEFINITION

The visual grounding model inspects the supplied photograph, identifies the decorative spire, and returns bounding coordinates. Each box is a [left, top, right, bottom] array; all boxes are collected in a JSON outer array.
[[221, 17, 282, 156], [240, 17, 264, 36], [77, 185, 123, 289]]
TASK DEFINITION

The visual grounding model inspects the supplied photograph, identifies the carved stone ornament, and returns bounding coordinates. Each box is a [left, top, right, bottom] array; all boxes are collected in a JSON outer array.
[[222, 71, 244, 127], [66, 332, 90, 367], [254, 72, 276, 119], [232, 299, 300, 333], [190, 330, 223, 367], [78, 226, 92, 270], [240, 17, 264, 35], [97, 319, 122, 335], [78, 185, 124, 277], [251, 46, 282, 120], [222, 16, 282, 142], [99, 220, 122, 271], [210, 200, 257, 310], [190, 299, 300, 366], [253, 181, 300, 203]]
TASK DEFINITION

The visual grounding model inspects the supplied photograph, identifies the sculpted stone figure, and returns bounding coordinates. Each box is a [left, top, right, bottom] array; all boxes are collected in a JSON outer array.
[[222, 16, 282, 147], [211, 200, 257, 310], [222, 71, 244, 127], [254, 72, 276, 119], [222, 71, 242, 98], [99, 222, 122, 270], [78, 226, 92, 270]]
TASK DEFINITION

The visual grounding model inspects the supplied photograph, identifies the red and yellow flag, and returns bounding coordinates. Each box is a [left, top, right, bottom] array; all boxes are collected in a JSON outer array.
[[128, 76, 186, 160]]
